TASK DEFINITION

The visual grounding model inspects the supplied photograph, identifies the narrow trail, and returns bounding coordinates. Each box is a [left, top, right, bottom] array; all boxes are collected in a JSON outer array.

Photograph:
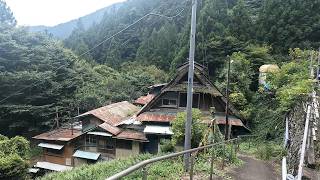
[[228, 154, 281, 180]]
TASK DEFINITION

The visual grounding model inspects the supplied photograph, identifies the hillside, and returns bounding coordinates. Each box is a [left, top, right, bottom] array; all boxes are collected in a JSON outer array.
[[1, 0, 320, 140], [27, 3, 123, 39]]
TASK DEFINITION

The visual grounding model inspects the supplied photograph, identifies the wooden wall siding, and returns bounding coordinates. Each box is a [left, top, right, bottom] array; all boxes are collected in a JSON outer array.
[[116, 141, 140, 158], [150, 91, 217, 111], [43, 143, 74, 166]]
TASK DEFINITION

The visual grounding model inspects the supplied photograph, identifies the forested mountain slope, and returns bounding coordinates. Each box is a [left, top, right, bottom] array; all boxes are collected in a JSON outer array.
[[65, 0, 320, 73], [28, 3, 123, 39]]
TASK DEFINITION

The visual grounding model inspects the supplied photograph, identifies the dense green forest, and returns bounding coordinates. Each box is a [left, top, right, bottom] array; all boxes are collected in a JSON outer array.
[[1, 0, 319, 140]]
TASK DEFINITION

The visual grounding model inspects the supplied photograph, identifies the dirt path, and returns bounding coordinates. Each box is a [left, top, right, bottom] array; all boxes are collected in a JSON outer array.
[[228, 154, 281, 180]]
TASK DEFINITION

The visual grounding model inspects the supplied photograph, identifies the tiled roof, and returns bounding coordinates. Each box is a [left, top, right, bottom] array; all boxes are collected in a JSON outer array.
[[33, 128, 82, 142], [115, 130, 148, 142], [136, 111, 177, 122], [77, 101, 139, 126], [134, 94, 155, 105], [98, 122, 121, 135]]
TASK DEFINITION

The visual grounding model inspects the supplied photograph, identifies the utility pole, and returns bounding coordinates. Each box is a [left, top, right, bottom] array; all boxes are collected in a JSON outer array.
[[317, 48, 320, 86], [184, 0, 197, 172], [55, 107, 59, 129], [224, 57, 231, 140]]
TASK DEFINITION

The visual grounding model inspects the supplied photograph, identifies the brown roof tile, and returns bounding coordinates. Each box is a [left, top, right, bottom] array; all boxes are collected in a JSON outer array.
[[115, 130, 148, 142], [134, 94, 155, 105], [136, 111, 176, 122], [33, 128, 82, 142], [78, 101, 139, 126], [98, 122, 121, 135]]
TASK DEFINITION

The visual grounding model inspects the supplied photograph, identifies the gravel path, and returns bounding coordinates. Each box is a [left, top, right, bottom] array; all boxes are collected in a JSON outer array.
[[228, 154, 281, 180]]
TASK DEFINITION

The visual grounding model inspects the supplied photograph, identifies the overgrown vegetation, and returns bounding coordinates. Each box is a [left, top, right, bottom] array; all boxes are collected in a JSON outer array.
[[171, 109, 207, 148], [0, 134, 30, 180]]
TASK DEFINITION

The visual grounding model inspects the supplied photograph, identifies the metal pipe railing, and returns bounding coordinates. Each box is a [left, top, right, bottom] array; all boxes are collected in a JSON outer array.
[[106, 138, 239, 180]]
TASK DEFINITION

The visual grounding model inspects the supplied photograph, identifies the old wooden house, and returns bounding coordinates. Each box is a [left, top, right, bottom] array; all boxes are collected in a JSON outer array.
[[33, 101, 148, 170], [74, 101, 148, 166], [33, 128, 82, 171], [134, 62, 248, 153]]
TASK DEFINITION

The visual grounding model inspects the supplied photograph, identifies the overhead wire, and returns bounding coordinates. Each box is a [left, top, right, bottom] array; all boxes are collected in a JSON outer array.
[[0, 5, 185, 104]]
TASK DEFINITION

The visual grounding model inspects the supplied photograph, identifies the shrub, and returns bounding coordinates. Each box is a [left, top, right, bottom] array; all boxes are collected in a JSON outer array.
[[171, 109, 207, 148], [159, 139, 174, 153]]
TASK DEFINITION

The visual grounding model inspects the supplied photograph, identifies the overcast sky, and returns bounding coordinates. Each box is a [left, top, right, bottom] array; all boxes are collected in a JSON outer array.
[[6, 0, 125, 26]]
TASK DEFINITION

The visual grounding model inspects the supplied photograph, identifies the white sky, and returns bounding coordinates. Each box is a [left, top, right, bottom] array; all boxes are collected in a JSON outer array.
[[6, 0, 125, 26]]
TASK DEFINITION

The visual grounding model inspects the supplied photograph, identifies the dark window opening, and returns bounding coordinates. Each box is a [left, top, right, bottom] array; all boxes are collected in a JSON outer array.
[[46, 148, 63, 155], [162, 99, 177, 106], [86, 135, 97, 145], [117, 140, 132, 150], [179, 93, 200, 108]]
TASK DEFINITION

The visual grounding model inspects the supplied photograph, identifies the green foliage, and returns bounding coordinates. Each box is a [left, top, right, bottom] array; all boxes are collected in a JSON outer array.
[[256, 0, 320, 52], [40, 153, 184, 180], [0, 135, 30, 180], [0, 0, 16, 26], [159, 139, 174, 153], [171, 109, 207, 148], [0, 154, 28, 180], [239, 138, 284, 160], [269, 48, 312, 110]]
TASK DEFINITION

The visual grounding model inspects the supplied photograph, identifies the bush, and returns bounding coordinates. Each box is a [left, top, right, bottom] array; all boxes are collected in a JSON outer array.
[[171, 109, 207, 148], [159, 139, 174, 153], [0, 135, 30, 180], [0, 154, 28, 180]]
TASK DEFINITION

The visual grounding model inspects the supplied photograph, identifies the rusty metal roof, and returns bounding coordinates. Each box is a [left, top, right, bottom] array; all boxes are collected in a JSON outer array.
[[77, 101, 139, 126], [136, 111, 177, 122], [33, 128, 82, 142], [134, 94, 155, 105], [214, 114, 245, 127], [115, 130, 148, 142], [98, 122, 122, 135]]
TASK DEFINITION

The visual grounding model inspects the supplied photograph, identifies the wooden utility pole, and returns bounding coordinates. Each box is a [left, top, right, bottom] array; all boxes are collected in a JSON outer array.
[[224, 57, 231, 140], [184, 0, 197, 172], [55, 107, 59, 128]]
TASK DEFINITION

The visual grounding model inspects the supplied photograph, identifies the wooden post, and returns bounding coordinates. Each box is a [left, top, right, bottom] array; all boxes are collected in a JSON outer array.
[[142, 166, 148, 180], [55, 107, 59, 128], [210, 146, 215, 180], [190, 154, 194, 180]]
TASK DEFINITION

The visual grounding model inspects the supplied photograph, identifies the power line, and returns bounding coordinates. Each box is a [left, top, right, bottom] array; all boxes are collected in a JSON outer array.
[[0, 7, 184, 104]]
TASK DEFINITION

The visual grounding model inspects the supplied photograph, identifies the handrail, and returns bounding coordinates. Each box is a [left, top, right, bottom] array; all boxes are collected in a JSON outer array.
[[106, 138, 238, 180]]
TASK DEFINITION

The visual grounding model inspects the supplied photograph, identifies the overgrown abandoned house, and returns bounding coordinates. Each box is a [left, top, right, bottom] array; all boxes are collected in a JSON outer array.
[[32, 62, 248, 172], [134, 62, 249, 153]]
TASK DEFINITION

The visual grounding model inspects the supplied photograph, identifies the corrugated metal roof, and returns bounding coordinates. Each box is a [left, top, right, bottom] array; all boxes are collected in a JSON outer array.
[[137, 111, 176, 122], [134, 94, 155, 105], [214, 114, 245, 127], [77, 101, 139, 126], [36, 161, 73, 172], [144, 125, 173, 135], [73, 150, 100, 160], [115, 130, 148, 142], [38, 143, 64, 150], [33, 128, 82, 142], [98, 122, 121, 135], [87, 131, 112, 137]]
